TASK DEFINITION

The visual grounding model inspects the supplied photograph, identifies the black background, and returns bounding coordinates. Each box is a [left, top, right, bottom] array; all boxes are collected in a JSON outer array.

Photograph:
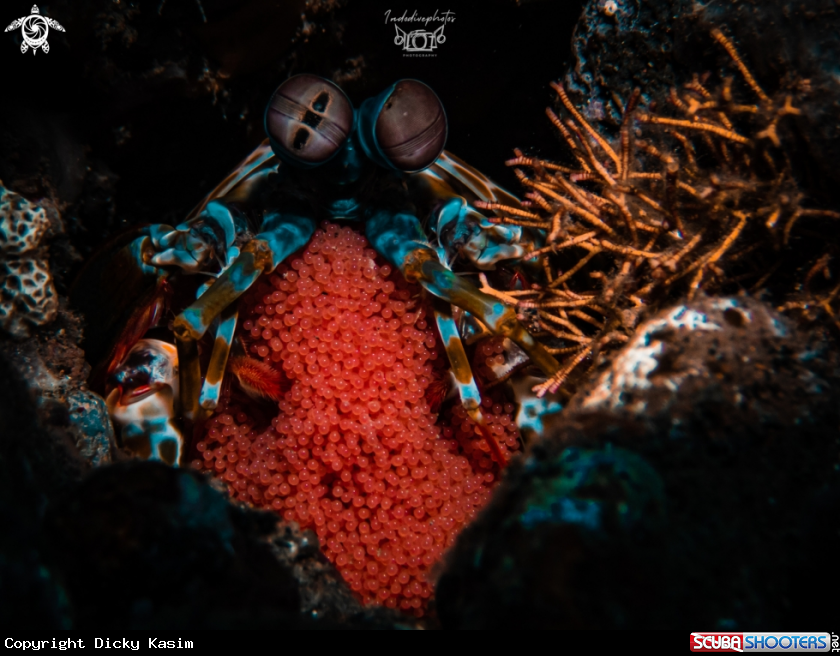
[[0, 0, 584, 260]]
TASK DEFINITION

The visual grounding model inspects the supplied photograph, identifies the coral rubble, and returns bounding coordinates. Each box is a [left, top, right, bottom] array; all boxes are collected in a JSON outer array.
[[478, 30, 840, 398], [0, 184, 58, 337], [568, 0, 840, 208]]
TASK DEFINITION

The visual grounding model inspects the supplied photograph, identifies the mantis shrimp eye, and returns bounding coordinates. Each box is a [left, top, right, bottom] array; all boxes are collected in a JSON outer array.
[[264, 74, 354, 167], [357, 79, 448, 173]]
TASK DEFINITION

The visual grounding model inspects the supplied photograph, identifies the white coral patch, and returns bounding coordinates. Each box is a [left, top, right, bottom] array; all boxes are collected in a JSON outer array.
[[582, 304, 721, 413]]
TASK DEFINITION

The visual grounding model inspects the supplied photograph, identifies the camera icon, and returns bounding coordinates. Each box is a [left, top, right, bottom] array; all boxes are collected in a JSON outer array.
[[394, 25, 445, 53]]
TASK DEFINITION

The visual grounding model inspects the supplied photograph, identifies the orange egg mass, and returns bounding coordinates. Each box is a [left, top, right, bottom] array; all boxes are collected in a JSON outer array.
[[192, 223, 521, 616]]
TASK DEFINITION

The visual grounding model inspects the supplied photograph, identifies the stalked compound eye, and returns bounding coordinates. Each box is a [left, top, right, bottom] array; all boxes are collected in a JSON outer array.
[[357, 80, 447, 173], [264, 74, 354, 167]]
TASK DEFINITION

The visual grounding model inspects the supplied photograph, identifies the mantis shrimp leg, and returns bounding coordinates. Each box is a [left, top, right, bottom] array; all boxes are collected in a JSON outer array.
[[365, 209, 561, 379], [172, 211, 316, 422]]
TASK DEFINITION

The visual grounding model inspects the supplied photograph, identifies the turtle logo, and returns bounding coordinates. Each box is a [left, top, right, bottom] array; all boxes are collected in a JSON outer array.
[[5, 5, 65, 55]]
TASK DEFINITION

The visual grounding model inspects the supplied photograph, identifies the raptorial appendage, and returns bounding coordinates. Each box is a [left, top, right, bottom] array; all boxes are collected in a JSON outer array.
[[105, 339, 183, 465]]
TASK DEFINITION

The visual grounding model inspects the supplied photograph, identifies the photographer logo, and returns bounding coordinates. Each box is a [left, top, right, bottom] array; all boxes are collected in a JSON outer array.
[[5, 5, 65, 55], [385, 9, 455, 57]]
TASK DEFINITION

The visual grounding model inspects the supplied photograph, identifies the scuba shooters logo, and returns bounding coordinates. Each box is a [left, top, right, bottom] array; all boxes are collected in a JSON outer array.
[[5, 5, 65, 54], [690, 632, 833, 652], [384, 9, 455, 56]]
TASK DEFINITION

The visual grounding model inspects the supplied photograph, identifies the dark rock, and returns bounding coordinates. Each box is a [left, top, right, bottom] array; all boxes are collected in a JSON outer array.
[[0, 305, 118, 469], [45, 462, 302, 629], [437, 444, 666, 629], [564, 296, 839, 432], [66, 390, 115, 467], [437, 297, 840, 628], [42, 460, 411, 628], [0, 353, 81, 630]]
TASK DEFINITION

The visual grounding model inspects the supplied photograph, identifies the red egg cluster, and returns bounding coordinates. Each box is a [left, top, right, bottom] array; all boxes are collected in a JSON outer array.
[[193, 223, 522, 615], [441, 392, 521, 473]]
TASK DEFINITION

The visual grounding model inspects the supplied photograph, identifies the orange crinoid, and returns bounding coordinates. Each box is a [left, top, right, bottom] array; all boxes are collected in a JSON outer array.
[[193, 223, 521, 616]]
